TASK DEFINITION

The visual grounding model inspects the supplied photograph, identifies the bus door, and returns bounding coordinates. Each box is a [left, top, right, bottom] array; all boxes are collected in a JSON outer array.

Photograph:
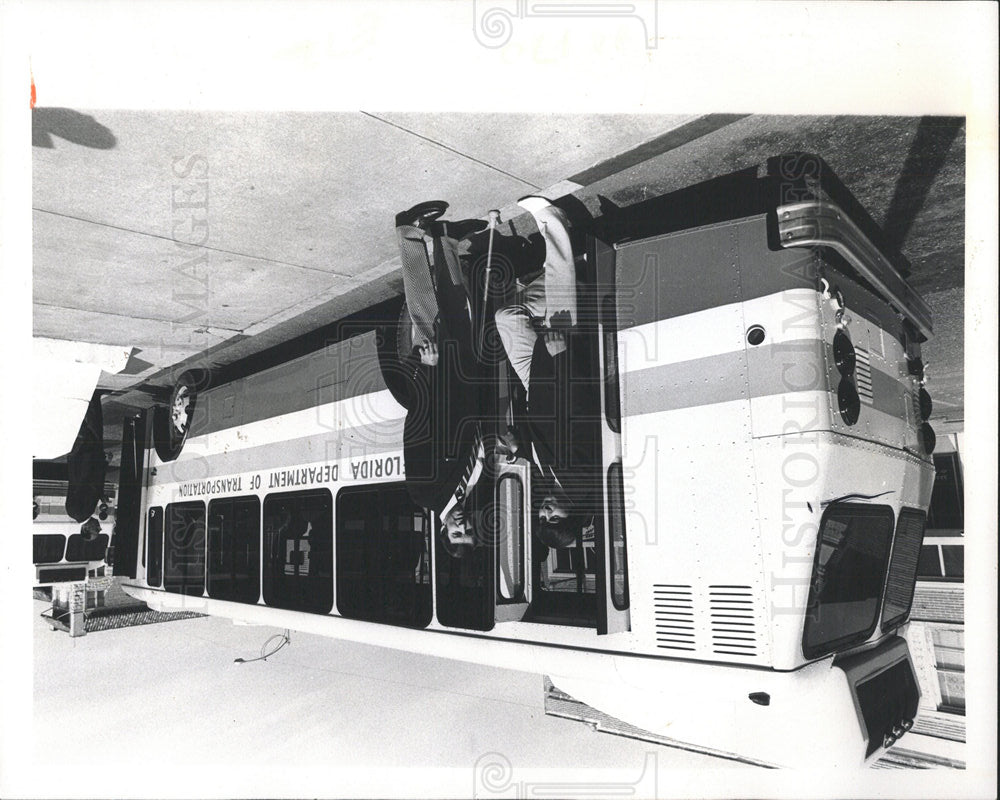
[[511, 237, 625, 632], [110, 409, 149, 579], [591, 235, 630, 634], [493, 455, 531, 622]]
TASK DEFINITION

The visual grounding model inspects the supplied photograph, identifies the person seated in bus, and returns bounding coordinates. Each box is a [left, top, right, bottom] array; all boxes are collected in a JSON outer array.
[[534, 477, 593, 550], [435, 428, 526, 559]]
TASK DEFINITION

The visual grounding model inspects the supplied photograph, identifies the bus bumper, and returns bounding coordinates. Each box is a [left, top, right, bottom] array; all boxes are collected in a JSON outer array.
[[550, 635, 920, 768]]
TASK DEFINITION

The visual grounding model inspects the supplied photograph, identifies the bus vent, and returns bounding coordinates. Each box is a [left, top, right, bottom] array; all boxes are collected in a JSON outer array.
[[652, 585, 695, 652], [709, 586, 758, 657], [881, 509, 926, 630], [855, 347, 874, 404], [910, 392, 922, 429]]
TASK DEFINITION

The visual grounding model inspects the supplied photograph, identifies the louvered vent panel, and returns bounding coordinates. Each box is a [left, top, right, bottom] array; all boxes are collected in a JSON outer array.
[[881, 510, 926, 630], [856, 347, 874, 404], [709, 586, 758, 657], [910, 392, 922, 428], [652, 585, 695, 652]]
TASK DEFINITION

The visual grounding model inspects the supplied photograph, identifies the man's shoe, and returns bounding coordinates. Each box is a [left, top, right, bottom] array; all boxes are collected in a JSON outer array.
[[395, 200, 449, 229]]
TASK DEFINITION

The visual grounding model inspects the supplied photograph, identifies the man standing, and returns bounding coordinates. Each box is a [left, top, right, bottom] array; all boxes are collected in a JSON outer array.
[[494, 196, 599, 549], [381, 201, 493, 557], [493, 196, 578, 387]]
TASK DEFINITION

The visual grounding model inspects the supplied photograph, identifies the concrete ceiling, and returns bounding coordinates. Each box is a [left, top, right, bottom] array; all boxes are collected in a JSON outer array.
[[33, 111, 965, 449]]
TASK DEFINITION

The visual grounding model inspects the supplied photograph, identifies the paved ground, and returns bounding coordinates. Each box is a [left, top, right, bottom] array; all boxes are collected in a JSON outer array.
[[28, 599, 735, 797]]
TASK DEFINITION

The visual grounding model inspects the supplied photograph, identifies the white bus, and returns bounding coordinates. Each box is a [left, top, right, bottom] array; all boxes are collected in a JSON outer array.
[[33, 488, 112, 587], [110, 159, 936, 767]]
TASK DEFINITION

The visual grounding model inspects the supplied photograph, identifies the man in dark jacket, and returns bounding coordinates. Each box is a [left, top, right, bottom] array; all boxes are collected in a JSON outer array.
[[381, 202, 493, 556]]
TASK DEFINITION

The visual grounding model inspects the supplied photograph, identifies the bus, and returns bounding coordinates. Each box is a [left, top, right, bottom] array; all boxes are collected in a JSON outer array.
[[33, 482, 112, 588], [110, 155, 936, 768]]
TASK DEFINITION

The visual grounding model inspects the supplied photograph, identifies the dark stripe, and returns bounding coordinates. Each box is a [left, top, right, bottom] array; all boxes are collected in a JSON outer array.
[[568, 114, 749, 186], [621, 341, 906, 419], [193, 330, 388, 437], [616, 214, 907, 342]]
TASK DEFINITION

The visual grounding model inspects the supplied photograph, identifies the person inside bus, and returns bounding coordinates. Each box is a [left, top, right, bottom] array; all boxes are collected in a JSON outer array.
[[494, 196, 599, 549], [435, 430, 525, 559]]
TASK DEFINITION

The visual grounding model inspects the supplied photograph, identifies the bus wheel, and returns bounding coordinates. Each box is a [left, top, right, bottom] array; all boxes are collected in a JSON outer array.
[[153, 370, 205, 461]]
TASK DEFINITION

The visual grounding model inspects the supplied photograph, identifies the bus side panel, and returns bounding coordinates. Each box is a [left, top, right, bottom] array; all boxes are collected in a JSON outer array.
[[614, 221, 772, 667], [189, 330, 390, 442]]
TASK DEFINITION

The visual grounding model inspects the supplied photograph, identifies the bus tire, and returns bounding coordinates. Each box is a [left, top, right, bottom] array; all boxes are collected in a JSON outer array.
[[152, 370, 206, 461]]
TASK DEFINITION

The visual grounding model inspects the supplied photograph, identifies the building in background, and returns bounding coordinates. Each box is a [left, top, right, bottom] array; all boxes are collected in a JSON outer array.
[[906, 431, 965, 741]]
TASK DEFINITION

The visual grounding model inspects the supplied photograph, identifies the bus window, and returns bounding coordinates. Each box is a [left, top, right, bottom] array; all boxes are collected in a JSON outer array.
[[65, 531, 109, 563], [607, 461, 629, 611], [147, 506, 162, 587], [941, 545, 964, 578], [336, 483, 432, 629], [917, 544, 944, 578], [263, 490, 333, 614], [496, 474, 525, 603], [601, 295, 621, 433], [207, 496, 261, 605], [163, 502, 205, 597], [802, 503, 894, 658], [435, 478, 495, 632], [33, 534, 66, 565]]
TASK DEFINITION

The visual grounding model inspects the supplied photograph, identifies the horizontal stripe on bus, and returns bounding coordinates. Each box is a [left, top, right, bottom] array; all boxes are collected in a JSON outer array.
[[620, 341, 906, 418]]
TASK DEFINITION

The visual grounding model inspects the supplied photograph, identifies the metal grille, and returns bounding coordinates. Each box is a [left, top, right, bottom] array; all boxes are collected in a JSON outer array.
[[911, 392, 923, 427], [652, 585, 695, 651], [881, 509, 926, 630], [856, 346, 874, 403], [709, 586, 758, 657]]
